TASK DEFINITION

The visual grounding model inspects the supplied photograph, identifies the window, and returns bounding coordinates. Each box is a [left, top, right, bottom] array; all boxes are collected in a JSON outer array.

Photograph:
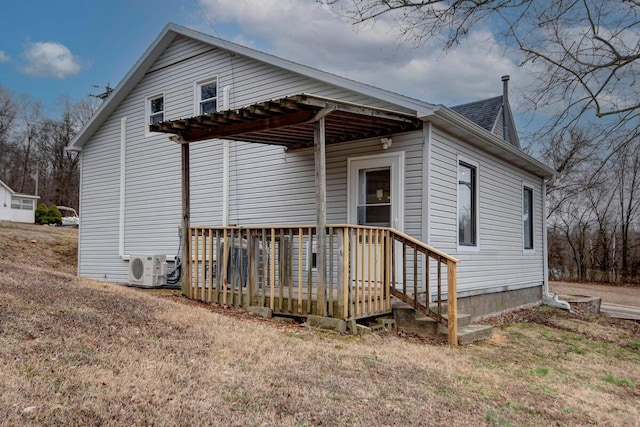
[[357, 167, 391, 226], [147, 94, 164, 125], [523, 186, 534, 250], [196, 78, 217, 114], [11, 198, 33, 210], [458, 161, 477, 247]]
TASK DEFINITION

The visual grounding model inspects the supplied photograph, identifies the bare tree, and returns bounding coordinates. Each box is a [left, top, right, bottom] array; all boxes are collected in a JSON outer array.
[[33, 98, 98, 209], [584, 169, 618, 282], [5, 95, 43, 195], [614, 143, 640, 280], [323, 0, 640, 147], [0, 86, 16, 146], [0, 89, 99, 210], [541, 128, 600, 217]]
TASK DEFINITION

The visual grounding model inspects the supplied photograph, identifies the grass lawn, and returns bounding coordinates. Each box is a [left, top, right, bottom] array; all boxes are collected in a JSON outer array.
[[1, 221, 639, 426]]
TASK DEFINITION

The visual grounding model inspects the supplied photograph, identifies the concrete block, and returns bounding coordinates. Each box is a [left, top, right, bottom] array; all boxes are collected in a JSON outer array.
[[393, 306, 418, 327], [370, 323, 385, 332], [247, 306, 272, 318], [397, 317, 438, 337], [347, 319, 358, 335], [380, 318, 397, 332], [560, 295, 601, 313], [356, 324, 372, 335], [457, 324, 493, 345], [306, 315, 347, 333], [437, 313, 472, 334]]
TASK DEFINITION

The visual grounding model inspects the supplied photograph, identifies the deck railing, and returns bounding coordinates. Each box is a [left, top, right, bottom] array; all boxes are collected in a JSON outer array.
[[186, 225, 459, 343]]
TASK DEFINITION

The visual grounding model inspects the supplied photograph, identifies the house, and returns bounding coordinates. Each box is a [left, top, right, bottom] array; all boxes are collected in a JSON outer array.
[[68, 23, 559, 342], [0, 179, 39, 224]]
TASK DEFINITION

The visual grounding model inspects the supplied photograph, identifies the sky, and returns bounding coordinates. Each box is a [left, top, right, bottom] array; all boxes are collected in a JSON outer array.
[[0, 0, 538, 134]]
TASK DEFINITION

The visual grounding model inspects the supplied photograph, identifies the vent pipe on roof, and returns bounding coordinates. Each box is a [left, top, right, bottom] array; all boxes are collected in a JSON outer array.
[[502, 75, 509, 99], [501, 75, 510, 141]]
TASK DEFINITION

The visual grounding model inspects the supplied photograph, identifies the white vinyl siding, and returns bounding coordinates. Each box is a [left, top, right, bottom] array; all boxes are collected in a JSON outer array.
[[78, 33, 545, 298], [429, 124, 544, 294], [78, 35, 422, 282]]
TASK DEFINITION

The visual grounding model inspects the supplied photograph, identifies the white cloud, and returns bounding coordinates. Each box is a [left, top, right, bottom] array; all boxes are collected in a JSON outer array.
[[0, 51, 9, 63], [196, 0, 527, 106], [21, 41, 82, 78]]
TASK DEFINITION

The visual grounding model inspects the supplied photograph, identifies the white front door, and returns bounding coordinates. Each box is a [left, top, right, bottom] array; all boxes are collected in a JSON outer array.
[[348, 152, 404, 231], [347, 152, 405, 293]]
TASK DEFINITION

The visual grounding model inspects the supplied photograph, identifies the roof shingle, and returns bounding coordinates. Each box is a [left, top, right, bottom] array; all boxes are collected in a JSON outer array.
[[450, 96, 503, 132]]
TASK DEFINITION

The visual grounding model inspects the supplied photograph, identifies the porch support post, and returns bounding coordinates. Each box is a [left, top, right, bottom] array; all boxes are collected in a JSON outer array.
[[181, 143, 191, 296], [447, 260, 458, 346], [314, 118, 327, 316]]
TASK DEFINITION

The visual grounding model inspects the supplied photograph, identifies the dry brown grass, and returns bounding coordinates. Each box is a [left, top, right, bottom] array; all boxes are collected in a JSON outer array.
[[1, 221, 639, 426]]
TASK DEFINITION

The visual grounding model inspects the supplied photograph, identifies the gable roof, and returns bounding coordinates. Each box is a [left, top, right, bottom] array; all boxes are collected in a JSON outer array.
[[67, 23, 551, 178], [68, 23, 436, 152], [0, 179, 14, 194], [0, 179, 39, 199], [451, 96, 503, 133], [451, 94, 521, 149]]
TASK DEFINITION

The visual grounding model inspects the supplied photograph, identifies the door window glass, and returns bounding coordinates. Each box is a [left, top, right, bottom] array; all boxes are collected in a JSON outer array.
[[357, 167, 391, 226]]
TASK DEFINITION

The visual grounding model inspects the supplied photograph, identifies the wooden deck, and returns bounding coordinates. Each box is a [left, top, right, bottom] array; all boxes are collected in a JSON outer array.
[[184, 225, 460, 343], [190, 283, 390, 319]]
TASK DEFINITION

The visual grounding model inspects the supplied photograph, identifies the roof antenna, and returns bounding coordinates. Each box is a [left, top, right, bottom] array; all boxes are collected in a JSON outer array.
[[90, 84, 113, 101]]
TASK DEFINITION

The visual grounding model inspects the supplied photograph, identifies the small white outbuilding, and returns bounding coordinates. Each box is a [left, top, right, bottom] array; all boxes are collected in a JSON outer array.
[[0, 179, 39, 224]]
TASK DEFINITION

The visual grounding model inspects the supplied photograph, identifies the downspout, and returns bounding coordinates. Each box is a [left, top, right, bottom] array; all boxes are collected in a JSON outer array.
[[541, 178, 571, 310]]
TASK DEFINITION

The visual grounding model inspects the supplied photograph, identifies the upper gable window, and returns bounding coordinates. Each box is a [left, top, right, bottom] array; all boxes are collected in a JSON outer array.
[[145, 93, 165, 136], [147, 95, 164, 124], [196, 78, 218, 114], [145, 93, 164, 136]]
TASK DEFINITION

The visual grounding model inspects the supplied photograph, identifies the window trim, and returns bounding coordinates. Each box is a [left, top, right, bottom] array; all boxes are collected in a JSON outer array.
[[194, 76, 219, 116], [145, 92, 165, 137], [522, 182, 535, 253], [456, 155, 480, 252]]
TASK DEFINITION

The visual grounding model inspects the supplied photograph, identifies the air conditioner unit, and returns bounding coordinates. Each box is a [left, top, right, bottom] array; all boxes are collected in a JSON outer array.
[[128, 254, 167, 287]]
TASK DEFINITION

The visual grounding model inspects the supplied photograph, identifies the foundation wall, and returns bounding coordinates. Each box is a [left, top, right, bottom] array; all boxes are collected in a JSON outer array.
[[457, 285, 543, 319]]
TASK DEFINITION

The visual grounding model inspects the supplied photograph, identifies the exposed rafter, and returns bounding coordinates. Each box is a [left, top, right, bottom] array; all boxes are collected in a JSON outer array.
[[149, 94, 423, 149]]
